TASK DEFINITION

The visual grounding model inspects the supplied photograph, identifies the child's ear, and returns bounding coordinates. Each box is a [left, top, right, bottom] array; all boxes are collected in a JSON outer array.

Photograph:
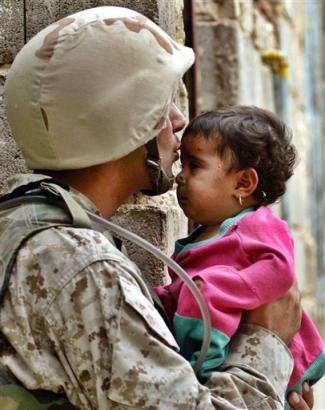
[[235, 168, 258, 198]]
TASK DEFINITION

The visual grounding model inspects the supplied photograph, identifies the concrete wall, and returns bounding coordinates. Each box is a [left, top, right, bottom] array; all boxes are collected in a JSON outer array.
[[194, 0, 325, 406], [0, 0, 188, 285]]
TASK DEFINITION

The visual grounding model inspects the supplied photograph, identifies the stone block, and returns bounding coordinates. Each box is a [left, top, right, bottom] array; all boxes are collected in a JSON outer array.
[[237, 0, 254, 34], [0, 66, 29, 192], [111, 204, 188, 286], [238, 33, 275, 109], [278, 14, 304, 94], [281, 0, 302, 24], [196, 22, 240, 111], [285, 155, 309, 228], [158, 0, 184, 41], [195, 0, 222, 22], [253, 8, 276, 50], [0, 0, 25, 64], [25, 0, 164, 41], [195, 0, 238, 22]]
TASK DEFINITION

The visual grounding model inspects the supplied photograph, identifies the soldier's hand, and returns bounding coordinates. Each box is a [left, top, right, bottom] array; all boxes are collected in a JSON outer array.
[[288, 382, 314, 409], [244, 280, 301, 345]]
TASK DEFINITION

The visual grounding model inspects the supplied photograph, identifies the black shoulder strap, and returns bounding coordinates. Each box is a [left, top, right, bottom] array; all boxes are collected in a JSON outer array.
[[0, 178, 69, 203]]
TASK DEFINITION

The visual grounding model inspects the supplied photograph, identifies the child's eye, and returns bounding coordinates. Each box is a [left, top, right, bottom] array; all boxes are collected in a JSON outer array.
[[189, 161, 199, 170]]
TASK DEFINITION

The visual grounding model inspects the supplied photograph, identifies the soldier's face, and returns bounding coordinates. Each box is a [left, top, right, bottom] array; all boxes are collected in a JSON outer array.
[[157, 103, 186, 177]]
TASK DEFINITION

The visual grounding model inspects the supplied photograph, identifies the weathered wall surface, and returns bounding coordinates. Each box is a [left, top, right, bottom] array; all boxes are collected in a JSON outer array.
[[0, 66, 28, 185], [194, 0, 325, 406], [0, 0, 188, 285], [0, 1, 29, 186], [0, 0, 24, 65]]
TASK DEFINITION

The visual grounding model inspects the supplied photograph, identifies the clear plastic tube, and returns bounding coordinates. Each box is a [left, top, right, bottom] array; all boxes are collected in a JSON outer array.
[[0, 196, 212, 373]]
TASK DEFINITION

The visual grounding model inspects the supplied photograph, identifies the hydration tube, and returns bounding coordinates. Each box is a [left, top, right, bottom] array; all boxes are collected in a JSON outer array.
[[0, 195, 212, 373]]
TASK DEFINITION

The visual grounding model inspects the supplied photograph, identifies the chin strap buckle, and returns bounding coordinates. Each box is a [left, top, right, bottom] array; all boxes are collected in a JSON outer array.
[[141, 138, 174, 196], [146, 158, 161, 170]]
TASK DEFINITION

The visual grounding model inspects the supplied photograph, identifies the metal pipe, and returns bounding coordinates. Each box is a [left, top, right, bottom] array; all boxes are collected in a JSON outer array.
[[183, 0, 200, 118], [262, 50, 290, 221]]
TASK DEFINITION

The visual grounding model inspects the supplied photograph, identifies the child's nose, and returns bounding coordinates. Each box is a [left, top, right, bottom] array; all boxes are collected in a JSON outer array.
[[176, 171, 185, 185]]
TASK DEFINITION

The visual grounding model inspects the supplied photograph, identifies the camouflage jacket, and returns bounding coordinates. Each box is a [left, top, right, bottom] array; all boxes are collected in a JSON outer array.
[[0, 174, 294, 409]]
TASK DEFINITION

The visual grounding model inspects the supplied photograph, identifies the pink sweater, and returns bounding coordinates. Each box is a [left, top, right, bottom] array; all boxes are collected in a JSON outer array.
[[156, 206, 325, 400]]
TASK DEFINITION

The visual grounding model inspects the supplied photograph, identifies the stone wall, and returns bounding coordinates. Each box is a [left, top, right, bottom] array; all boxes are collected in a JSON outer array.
[[0, 65, 28, 184], [194, 0, 325, 406]]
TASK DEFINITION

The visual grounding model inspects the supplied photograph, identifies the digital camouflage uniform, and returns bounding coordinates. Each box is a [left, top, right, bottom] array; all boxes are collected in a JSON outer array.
[[0, 174, 294, 409], [1, 6, 294, 409]]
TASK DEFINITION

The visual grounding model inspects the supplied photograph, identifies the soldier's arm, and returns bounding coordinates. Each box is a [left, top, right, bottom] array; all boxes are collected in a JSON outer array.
[[46, 255, 298, 409], [205, 324, 293, 409]]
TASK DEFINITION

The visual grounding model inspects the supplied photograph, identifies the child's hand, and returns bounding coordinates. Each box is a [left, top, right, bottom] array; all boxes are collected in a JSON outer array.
[[288, 382, 314, 410]]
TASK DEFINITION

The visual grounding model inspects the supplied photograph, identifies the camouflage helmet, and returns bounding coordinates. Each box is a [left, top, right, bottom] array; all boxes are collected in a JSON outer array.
[[5, 7, 194, 170]]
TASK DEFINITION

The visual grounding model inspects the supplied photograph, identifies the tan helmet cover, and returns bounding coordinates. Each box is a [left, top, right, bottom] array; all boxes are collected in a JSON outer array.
[[5, 7, 194, 170]]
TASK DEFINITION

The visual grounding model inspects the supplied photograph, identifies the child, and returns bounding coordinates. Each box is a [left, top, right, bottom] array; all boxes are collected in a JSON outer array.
[[156, 106, 325, 407]]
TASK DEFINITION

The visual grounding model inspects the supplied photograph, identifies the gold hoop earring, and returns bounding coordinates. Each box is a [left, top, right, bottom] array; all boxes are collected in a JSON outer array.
[[238, 194, 243, 206]]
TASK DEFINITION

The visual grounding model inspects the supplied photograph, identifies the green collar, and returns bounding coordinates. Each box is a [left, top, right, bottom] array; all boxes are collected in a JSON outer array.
[[175, 207, 256, 256]]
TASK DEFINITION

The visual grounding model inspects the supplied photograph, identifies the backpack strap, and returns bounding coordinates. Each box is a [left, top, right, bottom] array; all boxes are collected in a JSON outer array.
[[40, 182, 92, 229], [0, 178, 68, 203]]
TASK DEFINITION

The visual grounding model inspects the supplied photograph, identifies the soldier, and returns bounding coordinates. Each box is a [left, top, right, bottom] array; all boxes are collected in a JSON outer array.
[[0, 6, 313, 410]]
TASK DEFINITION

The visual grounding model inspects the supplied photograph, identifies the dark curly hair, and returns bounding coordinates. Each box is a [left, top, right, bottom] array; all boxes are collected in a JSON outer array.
[[183, 106, 297, 205]]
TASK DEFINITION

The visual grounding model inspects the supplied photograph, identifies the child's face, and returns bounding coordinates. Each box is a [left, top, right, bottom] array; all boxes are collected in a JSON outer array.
[[176, 133, 241, 226]]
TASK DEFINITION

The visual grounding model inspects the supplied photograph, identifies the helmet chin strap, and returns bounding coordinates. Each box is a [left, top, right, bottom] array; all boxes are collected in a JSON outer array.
[[141, 138, 174, 196]]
